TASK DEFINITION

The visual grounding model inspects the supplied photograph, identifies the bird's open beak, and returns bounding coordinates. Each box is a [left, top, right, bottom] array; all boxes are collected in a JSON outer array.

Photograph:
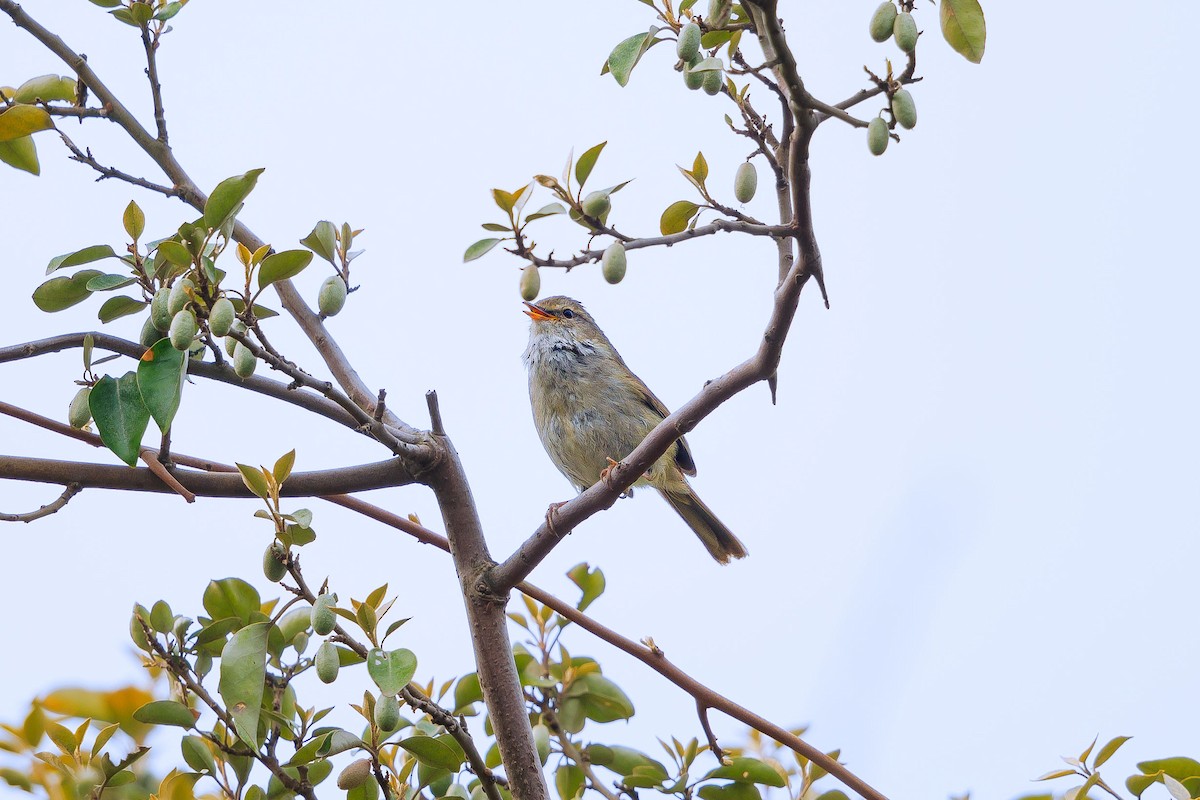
[[523, 301, 554, 322]]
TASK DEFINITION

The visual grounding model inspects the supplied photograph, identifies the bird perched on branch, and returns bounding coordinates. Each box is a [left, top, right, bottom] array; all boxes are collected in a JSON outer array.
[[522, 296, 747, 563]]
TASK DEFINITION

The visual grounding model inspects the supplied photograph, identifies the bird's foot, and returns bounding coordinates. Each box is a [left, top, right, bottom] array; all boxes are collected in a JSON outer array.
[[545, 501, 569, 539], [600, 458, 634, 497]]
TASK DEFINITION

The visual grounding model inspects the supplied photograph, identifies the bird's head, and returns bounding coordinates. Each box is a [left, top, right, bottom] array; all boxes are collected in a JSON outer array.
[[522, 296, 604, 341]]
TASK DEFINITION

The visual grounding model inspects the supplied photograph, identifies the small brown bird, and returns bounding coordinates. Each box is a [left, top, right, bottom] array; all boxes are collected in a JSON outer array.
[[522, 296, 747, 563]]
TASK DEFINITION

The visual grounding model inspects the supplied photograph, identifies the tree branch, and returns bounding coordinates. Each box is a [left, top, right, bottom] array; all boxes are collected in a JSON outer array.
[[138, 21, 167, 143], [0, 483, 81, 522]]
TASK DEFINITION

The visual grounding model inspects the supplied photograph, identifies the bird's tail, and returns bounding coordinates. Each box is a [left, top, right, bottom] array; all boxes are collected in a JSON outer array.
[[659, 487, 748, 564]]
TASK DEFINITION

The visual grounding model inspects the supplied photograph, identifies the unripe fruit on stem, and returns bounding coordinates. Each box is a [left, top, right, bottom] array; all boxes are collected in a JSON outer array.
[[601, 242, 627, 285], [167, 278, 194, 316], [318, 275, 347, 317], [224, 321, 245, 357], [208, 297, 235, 336], [520, 264, 541, 301], [702, 68, 723, 96], [581, 191, 610, 219], [337, 759, 372, 790], [151, 287, 172, 332], [734, 161, 758, 203], [867, 117, 889, 155], [869, 2, 898, 42], [140, 317, 161, 348], [68, 387, 91, 429], [684, 63, 704, 90], [374, 693, 401, 732], [677, 22, 701, 61], [315, 641, 340, 684], [891, 88, 917, 129], [169, 309, 198, 351], [707, 0, 731, 28], [311, 593, 337, 635], [292, 631, 309, 655], [232, 342, 256, 378], [533, 723, 551, 765], [263, 542, 287, 582], [893, 12, 917, 53]]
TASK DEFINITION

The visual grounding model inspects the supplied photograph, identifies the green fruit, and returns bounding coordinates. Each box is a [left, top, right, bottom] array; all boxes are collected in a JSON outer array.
[[734, 161, 758, 203], [520, 264, 541, 302], [140, 316, 161, 348], [208, 297, 235, 336], [315, 641, 339, 684], [601, 242, 626, 285], [169, 309, 198, 351], [68, 387, 92, 429], [311, 593, 337, 635], [683, 63, 704, 90], [869, 2, 898, 42], [151, 287, 173, 331], [277, 608, 310, 643], [581, 191, 611, 219], [677, 22, 701, 61], [707, 0, 731, 28], [292, 631, 309, 655], [318, 275, 347, 317], [224, 320, 245, 357], [232, 342, 256, 378], [893, 12, 917, 53], [374, 693, 400, 732], [867, 116, 889, 155], [891, 88, 917, 129], [167, 278, 194, 316], [532, 723, 551, 765], [263, 542, 287, 582], [702, 68, 723, 96], [337, 758, 372, 790]]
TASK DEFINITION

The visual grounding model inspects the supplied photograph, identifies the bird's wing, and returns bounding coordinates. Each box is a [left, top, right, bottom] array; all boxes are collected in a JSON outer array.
[[629, 372, 698, 477]]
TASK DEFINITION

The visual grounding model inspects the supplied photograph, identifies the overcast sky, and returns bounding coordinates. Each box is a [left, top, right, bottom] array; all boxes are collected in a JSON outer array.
[[1, 3, 1197, 800]]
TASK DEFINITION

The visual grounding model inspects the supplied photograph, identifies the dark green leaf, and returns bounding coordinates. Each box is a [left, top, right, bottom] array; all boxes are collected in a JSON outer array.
[[575, 142, 607, 188], [0, 105, 52, 141], [697, 783, 761, 800], [203, 168, 265, 229], [0, 135, 40, 174], [156, 240, 192, 268], [181, 735, 217, 774], [86, 273, 136, 292], [154, 1, 184, 21], [400, 735, 465, 772], [202, 578, 261, 624], [137, 338, 188, 432], [315, 728, 366, 758], [367, 648, 417, 696], [89, 372, 150, 466], [481, 222, 511, 232], [660, 200, 699, 235], [940, 0, 986, 63], [704, 758, 786, 787], [132, 700, 196, 729], [300, 221, 337, 263], [219, 622, 271, 747], [463, 238, 501, 262], [577, 674, 634, 722], [454, 673, 482, 713], [700, 31, 733, 50], [46, 245, 118, 274], [227, 297, 279, 319], [585, 745, 667, 779], [257, 249, 313, 289], [97, 295, 145, 323]]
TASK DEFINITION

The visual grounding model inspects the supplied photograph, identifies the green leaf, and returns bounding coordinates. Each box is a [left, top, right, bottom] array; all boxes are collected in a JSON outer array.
[[89, 372, 150, 466], [0, 135, 40, 174], [576, 673, 634, 722], [46, 723, 77, 754], [316, 728, 366, 758], [156, 240, 192, 268], [704, 758, 786, 787], [86, 273, 136, 291], [236, 463, 271, 500], [689, 56, 724, 73], [300, 221, 337, 263], [227, 297, 279, 319], [585, 745, 667, 780], [1093, 736, 1132, 769], [604, 29, 660, 87], [367, 648, 417, 696], [575, 141, 607, 188], [0, 105, 52, 141], [12, 74, 76, 104], [132, 700, 196, 729], [492, 188, 516, 214], [400, 736, 465, 772], [526, 203, 567, 223], [697, 783, 761, 800], [692, 151, 708, 185], [202, 578, 262, 625], [660, 200, 699, 235], [453, 673, 482, 712], [273, 449, 295, 484], [123, 200, 145, 241], [219, 622, 271, 748], [257, 249, 313, 289], [556, 764, 585, 800], [463, 238, 501, 262], [1137, 759, 1200, 781], [940, 0, 986, 63], [154, 1, 185, 21], [181, 735, 217, 774], [97, 296, 145, 323], [137, 338, 188, 432], [567, 563, 606, 612], [203, 168, 265, 229], [46, 245, 118, 274]]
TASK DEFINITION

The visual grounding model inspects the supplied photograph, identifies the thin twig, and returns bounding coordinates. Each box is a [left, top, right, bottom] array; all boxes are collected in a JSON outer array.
[[0, 483, 81, 522], [139, 21, 167, 143], [56, 127, 178, 196], [697, 701, 726, 763]]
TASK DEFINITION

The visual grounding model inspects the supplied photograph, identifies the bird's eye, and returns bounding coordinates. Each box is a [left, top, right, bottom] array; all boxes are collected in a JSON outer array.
[[562, 309, 575, 319]]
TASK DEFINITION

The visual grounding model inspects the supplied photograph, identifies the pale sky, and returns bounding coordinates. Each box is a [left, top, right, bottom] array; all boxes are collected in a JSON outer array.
[[1, 3, 1196, 800]]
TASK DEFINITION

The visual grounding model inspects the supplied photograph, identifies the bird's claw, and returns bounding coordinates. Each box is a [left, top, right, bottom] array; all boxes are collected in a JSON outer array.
[[545, 501, 569, 539]]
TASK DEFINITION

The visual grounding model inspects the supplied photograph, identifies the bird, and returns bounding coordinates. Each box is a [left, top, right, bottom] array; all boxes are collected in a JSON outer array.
[[522, 295, 747, 563]]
